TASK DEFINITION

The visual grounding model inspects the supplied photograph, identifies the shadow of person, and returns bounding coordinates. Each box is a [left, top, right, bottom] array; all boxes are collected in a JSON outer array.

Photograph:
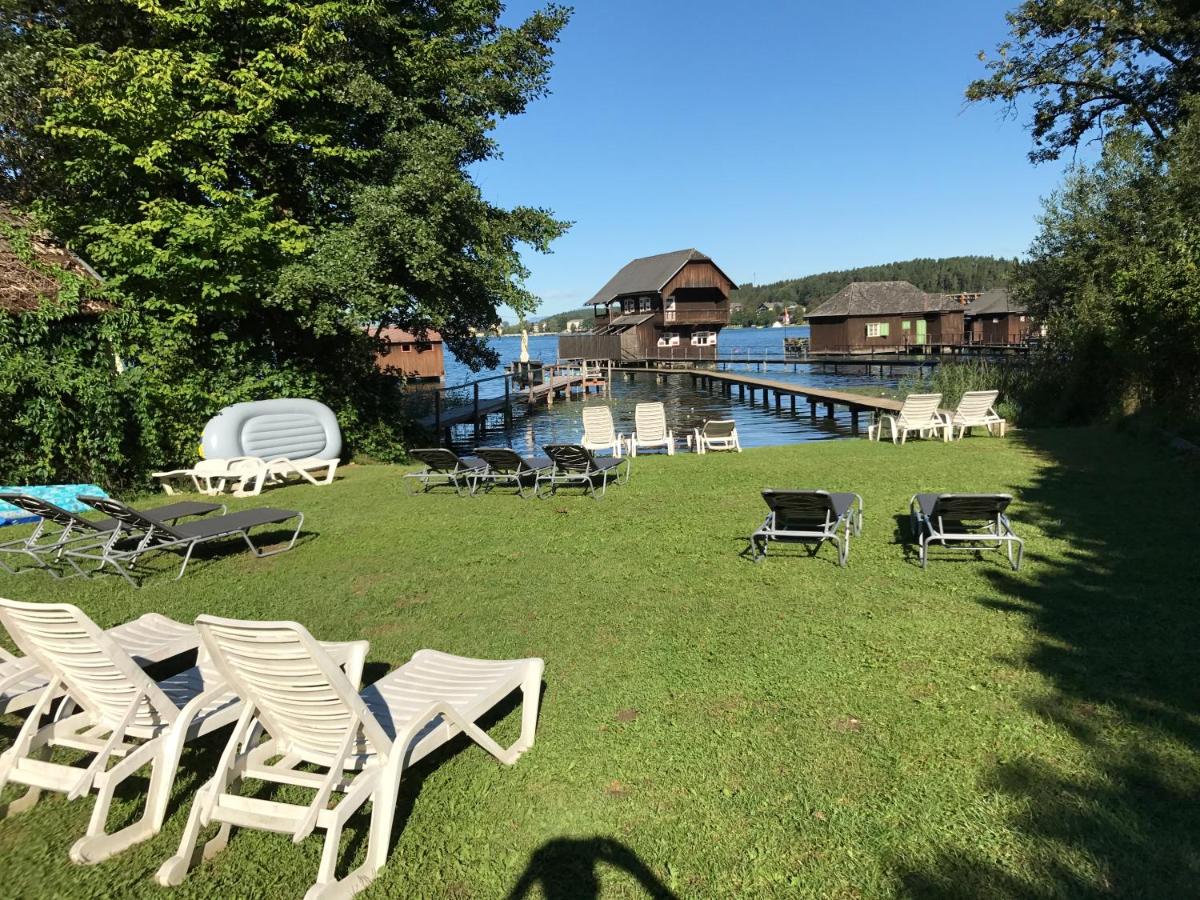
[[507, 836, 678, 900]]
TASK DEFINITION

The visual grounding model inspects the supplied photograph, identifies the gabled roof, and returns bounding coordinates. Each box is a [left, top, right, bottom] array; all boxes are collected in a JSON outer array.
[[0, 208, 109, 315], [586, 249, 734, 305], [376, 326, 442, 343], [965, 288, 1025, 317], [804, 281, 963, 319]]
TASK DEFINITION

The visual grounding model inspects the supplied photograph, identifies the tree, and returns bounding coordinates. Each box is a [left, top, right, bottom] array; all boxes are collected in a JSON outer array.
[[968, 0, 1200, 162], [0, 0, 571, 476]]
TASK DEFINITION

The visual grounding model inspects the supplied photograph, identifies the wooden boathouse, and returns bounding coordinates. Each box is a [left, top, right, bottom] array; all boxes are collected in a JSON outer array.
[[374, 327, 445, 381], [804, 281, 970, 354], [964, 288, 1038, 345], [559, 249, 736, 363]]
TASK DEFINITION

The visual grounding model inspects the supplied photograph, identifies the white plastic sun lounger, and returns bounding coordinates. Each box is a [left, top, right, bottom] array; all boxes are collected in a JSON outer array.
[[0, 609, 198, 716], [158, 616, 543, 899], [0, 598, 244, 864], [260, 456, 340, 492], [868, 393, 947, 444], [629, 402, 674, 456], [692, 419, 741, 454], [580, 406, 625, 457], [946, 390, 1006, 439], [152, 458, 261, 496]]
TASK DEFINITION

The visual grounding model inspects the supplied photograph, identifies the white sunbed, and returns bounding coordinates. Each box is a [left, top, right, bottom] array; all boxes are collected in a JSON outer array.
[[152, 458, 257, 496], [868, 393, 947, 445], [157, 616, 544, 898], [629, 402, 675, 456], [580, 406, 625, 457], [692, 419, 741, 454], [946, 390, 1007, 439], [0, 598, 243, 864]]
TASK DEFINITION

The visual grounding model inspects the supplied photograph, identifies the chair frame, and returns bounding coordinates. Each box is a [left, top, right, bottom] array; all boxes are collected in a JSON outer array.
[[692, 419, 741, 454], [537, 444, 631, 500], [63, 497, 301, 587], [403, 449, 486, 497], [157, 616, 543, 899], [909, 493, 1024, 571], [748, 490, 864, 567], [467, 448, 553, 498]]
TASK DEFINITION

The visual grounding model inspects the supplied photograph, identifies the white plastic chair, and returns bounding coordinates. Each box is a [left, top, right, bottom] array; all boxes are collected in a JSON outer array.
[[947, 390, 1006, 439], [158, 616, 544, 899], [0, 598, 242, 864], [0, 610, 198, 716], [692, 419, 741, 454], [868, 393, 947, 444], [580, 406, 625, 457], [629, 402, 674, 456]]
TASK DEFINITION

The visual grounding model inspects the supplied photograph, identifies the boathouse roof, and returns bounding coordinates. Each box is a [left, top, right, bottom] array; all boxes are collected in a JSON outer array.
[[965, 288, 1025, 317], [0, 207, 109, 315], [804, 281, 964, 319], [586, 249, 736, 305]]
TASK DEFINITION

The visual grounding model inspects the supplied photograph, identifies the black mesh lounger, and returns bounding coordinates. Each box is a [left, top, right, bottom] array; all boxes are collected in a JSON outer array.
[[537, 444, 631, 500], [0, 493, 224, 578], [747, 489, 864, 567], [909, 492, 1023, 571], [469, 448, 554, 498], [403, 448, 487, 496], [63, 496, 303, 586]]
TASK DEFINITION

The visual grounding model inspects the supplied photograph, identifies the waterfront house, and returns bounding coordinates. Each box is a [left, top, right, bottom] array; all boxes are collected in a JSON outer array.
[[559, 248, 736, 362], [374, 327, 445, 381], [804, 281, 968, 354], [564, 318, 585, 333], [964, 288, 1035, 345]]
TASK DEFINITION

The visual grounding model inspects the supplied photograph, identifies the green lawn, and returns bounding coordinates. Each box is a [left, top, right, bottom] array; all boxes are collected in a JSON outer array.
[[1, 429, 1198, 898]]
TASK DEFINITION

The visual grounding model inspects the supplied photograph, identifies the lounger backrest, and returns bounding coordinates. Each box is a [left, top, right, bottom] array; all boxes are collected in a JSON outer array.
[[543, 444, 596, 473], [78, 496, 186, 540], [0, 493, 91, 530], [931, 493, 1011, 521], [703, 419, 736, 438], [409, 448, 463, 472], [474, 447, 525, 473], [195, 615, 391, 764], [634, 402, 668, 440], [897, 393, 942, 426], [0, 598, 179, 729], [762, 490, 835, 527], [954, 390, 1000, 420], [581, 406, 615, 443]]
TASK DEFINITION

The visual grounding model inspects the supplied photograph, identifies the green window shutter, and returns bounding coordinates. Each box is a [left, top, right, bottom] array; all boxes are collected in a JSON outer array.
[[879, 323, 890, 337]]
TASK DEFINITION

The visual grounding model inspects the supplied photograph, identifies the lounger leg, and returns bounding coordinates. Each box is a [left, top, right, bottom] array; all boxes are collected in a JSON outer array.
[[156, 781, 218, 886], [514, 663, 544, 756], [70, 738, 164, 863]]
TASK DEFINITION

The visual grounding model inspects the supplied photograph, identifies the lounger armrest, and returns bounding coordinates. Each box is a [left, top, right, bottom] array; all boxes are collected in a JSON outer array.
[[321, 640, 370, 690], [152, 469, 192, 479]]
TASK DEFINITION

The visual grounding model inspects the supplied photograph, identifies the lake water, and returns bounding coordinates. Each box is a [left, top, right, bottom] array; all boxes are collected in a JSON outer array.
[[433, 326, 902, 453]]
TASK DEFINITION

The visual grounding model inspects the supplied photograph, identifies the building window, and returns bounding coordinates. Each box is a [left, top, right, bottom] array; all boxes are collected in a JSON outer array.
[[865, 322, 889, 338], [657, 332, 680, 347], [992, 317, 1000, 324], [901, 321, 910, 330], [639, 297, 653, 313], [1019, 314, 1026, 322], [692, 330, 716, 347]]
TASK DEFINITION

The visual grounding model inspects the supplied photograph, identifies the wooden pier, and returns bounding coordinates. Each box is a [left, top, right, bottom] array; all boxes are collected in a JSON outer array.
[[416, 360, 610, 436]]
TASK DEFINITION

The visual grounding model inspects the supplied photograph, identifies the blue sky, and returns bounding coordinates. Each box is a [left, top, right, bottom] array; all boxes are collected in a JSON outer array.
[[474, 1, 1074, 317]]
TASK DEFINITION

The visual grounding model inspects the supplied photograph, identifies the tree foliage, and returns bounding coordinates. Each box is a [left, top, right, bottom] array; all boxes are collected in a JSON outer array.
[[968, 0, 1200, 162], [0, 0, 570, 483]]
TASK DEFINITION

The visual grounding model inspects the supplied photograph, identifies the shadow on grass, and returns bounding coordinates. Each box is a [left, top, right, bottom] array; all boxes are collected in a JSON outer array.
[[898, 429, 1200, 897], [506, 836, 678, 899]]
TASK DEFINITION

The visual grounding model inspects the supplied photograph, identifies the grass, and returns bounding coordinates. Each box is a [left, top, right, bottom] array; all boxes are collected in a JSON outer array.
[[1, 429, 1199, 898]]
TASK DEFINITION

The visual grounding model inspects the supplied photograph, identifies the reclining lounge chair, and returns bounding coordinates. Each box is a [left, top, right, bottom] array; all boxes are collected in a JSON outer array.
[[0, 611, 198, 716], [538, 444, 631, 499], [909, 492, 1023, 571], [629, 402, 674, 456], [403, 448, 487, 496], [946, 390, 1007, 439], [470, 448, 553, 498], [152, 458, 260, 497], [157, 615, 543, 899], [747, 489, 864, 567], [0, 493, 224, 578], [693, 419, 741, 454], [0, 598, 243, 864], [580, 406, 625, 457], [868, 393, 947, 445], [64, 496, 303, 586]]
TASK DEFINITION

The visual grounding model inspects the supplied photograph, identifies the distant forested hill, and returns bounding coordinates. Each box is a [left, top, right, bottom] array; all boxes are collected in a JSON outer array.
[[730, 256, 1016, 325]]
